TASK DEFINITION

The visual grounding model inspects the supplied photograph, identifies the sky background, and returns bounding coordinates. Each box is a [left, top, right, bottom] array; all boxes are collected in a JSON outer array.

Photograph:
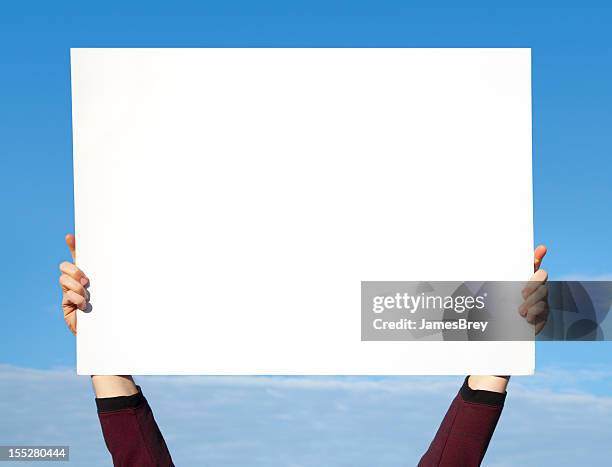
[[0, 1, 611, 465]]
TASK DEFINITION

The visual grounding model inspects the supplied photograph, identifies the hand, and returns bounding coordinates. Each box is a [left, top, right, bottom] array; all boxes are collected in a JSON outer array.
[[58, 234, 137, 397], [59, 234, 90, 335], [469, 245, 550, 393], [519, 244, 549, 335]]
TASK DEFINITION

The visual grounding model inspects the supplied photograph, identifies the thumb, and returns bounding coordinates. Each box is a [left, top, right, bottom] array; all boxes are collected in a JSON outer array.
[[65, 234, 77, 263], [534, 244, 547, 272]]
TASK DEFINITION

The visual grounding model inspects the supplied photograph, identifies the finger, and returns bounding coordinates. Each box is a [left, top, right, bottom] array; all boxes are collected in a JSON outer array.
[[524, 284, 548, 309], [61, 299, 78, 335], [519, 285, 548, 316], [63, 289, 87, 311], [59, 261, 89, 286], [522, 269, 548, 298], [65, 234, 77, 263], [534, 245, 547, 272], [59, 274, 89, 298], [525, 301, 548, 324]]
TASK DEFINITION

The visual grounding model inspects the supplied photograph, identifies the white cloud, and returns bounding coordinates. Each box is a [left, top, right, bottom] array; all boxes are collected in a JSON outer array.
[[1, 365, 611, 466]]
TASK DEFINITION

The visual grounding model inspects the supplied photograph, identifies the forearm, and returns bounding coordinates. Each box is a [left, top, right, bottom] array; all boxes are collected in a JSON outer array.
[[467, 375, 510, 393], [418, 376, 506, 467], [91, 375, 138, 398], [95, 384, 174, 466]]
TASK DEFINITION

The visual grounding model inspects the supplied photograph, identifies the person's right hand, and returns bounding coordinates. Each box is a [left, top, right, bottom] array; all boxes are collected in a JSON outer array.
[[519, 244, 549, 335], [59, 234, 89, 335]]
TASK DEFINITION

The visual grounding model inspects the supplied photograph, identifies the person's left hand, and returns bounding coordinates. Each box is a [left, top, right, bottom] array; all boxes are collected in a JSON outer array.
[[519, 245, 549, 335]]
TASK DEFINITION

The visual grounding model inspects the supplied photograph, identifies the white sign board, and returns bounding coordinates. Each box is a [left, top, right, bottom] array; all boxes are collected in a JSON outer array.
[[71, 48, 534, 375]]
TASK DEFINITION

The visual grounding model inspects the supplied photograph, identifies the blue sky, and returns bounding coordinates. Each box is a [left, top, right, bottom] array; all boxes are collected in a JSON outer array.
[[2, 365, 612, 466], [0, 1, 611, 465]]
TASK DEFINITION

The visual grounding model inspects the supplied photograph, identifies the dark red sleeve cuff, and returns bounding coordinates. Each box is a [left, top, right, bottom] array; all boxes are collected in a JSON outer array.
[[96, 386, 146, 413], [459, 376, 507, 406]]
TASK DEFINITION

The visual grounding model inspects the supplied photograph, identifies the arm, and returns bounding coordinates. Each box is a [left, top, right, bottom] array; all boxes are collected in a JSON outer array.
[[59, 234, 174, 467], [419, 245, 549, 466], [418, 376, 507, 467], [92, 375, 139, 398], [95, 384, 174, 467]]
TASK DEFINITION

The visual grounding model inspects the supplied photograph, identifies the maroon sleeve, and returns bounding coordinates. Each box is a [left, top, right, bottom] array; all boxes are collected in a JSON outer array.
[[96, 387, 174, 467], [418, 377, 506, 467]]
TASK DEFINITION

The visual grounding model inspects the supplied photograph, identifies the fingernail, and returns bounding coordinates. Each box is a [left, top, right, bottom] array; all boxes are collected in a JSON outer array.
[[80, 277, 89, 286]]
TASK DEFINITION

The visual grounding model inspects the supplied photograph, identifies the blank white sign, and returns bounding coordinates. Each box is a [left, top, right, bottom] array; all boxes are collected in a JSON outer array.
[[71, 48, 534, 375]]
